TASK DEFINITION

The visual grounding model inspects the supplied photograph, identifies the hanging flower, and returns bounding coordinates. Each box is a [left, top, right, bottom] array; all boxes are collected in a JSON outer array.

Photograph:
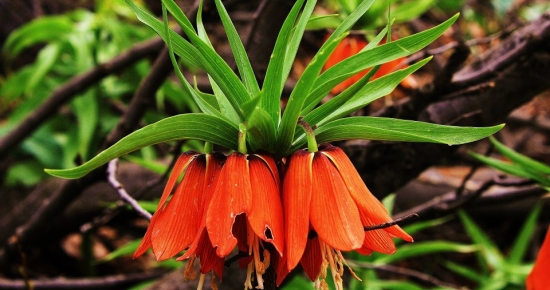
[[203, 152, 284, 289], [132, 152, 226, 278], [527, 226, 550, 290], [282, 143, 412, 289]]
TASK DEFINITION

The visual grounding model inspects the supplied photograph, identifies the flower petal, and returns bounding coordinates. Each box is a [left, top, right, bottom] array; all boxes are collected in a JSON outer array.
[[133, 152, 198, 258], [178, 153, 225, 261], [248, 154, 284, 255], [206, 153, 251, 257], [283, 150, 314, 270], [151, 156, 206, 260], [527, 226, 550, 290], [321, 145, 412, 242], [310, 152, 364, 251], [300, 237, 323, 281]]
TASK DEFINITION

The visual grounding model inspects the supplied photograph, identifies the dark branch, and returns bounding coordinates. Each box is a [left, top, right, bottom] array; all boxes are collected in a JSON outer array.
[[0, 271, 167, 290]]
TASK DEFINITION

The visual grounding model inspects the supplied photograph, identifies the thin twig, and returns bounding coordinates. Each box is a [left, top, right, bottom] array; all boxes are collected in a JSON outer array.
[[107, 159, 152, 220], [0, 271, 167, 290], [363, 213, 419, 231]]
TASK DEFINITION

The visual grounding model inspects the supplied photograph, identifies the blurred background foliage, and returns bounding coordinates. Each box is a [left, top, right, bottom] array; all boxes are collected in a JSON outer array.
[[1, 0, 549, 289]]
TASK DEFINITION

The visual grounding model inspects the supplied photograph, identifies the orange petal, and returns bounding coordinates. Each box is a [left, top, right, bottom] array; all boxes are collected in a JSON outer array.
[[310, 152, 364, 251], [527, 226, 550, 290], [150, 156, 206, 260], [283, 150, 314, 270], [321, 145, 412, 242], [248, 154, 284, 255], [133, 152, 199, 258], [273, 250, 290, 286], [361, 227, 396, 254], [300, 237, 323, 281], [178, 153, 225, 261], [206, 153, 251, 257]]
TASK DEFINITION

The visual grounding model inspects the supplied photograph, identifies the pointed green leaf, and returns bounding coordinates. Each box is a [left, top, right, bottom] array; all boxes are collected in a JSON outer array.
[[306, 117, 503, 153], [304, 57, 431, 129], [161, 3, 228, 122], [193, 2, 241, 124], [160, 0, 250, 117], [3, 16, 74, 59], [458, 210, 505, 271], [306, 14, 459, 106], [508, 202, 542, 264], [444, 260, 486, 283], [127, 0, 249, 118], [213, 0, 259, 95], [489, 136, 550, 174], [45, 114, 238, 179], [374, 241, 477, 265], [469, 152, 550, 186], [276, 0, 377, 154], [262, 0, 306, 126]]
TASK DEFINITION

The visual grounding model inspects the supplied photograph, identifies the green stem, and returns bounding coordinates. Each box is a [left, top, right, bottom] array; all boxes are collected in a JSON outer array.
[[204, 142, 213, 154], [238, 123, 248, 154], [298, 119, 318, 152]]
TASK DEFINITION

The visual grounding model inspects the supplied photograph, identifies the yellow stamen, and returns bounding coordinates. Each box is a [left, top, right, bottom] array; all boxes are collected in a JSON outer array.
[[244, 260, 254, 289]]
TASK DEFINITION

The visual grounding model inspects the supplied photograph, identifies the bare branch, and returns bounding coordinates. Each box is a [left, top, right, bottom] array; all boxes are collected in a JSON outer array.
[[107, 159, 152, 220]]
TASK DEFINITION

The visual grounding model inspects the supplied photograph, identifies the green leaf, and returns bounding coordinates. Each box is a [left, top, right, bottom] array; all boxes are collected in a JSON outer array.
[[127, 0, 249, 119], [2, 16, 74, 59], [262, 0, 306, 127], [72, 91, 99, 161], [303, 57, 431, 129], [458, 210, 504, 271], [213, 0, 259, 95], [160, 4, 226, 121], [99, 239, 141, 262], [305, 14, 341, 30], [489, 136, 550, 175], [307, 117, 503, 153], [444, 260, 486, 283], [25, 43, 63, 94], [306, 14, 459, 106], [374, 241, 477, 265], [277, 0, 377, 153], [160, 0, 250, 118], [507, 202, 543, 264], [193, 3, 241, 124], [469, 152, 550, 186], [45, 114, 238, 179]]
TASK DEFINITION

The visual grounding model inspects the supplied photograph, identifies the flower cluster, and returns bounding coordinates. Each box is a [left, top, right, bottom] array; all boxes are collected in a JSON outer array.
[[133, 144, 412, 289]]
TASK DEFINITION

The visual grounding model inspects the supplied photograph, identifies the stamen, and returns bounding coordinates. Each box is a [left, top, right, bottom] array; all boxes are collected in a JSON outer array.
[[211, 273, 219, 290], [325, 246, 343, 290], [262, 249, 271, 271], [244, 261, 254, 289], [184, 255, 198, 281], [254, 239, 265, 289], [196, 273, 205, 290]]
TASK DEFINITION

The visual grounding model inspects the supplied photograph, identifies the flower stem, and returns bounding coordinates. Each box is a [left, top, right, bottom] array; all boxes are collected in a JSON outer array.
[[238, 123, 248, 154], [298, 119, 318, 153], [204, 142, 213, 154]]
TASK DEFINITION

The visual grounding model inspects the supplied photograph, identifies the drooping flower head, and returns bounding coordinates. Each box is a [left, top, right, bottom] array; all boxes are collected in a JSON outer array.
[[133, 150, 284, 288], [282, 143, 412, 288]]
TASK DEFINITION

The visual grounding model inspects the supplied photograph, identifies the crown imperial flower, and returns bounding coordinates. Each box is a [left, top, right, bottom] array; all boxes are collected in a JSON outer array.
[[282, 144, 412, 288]]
